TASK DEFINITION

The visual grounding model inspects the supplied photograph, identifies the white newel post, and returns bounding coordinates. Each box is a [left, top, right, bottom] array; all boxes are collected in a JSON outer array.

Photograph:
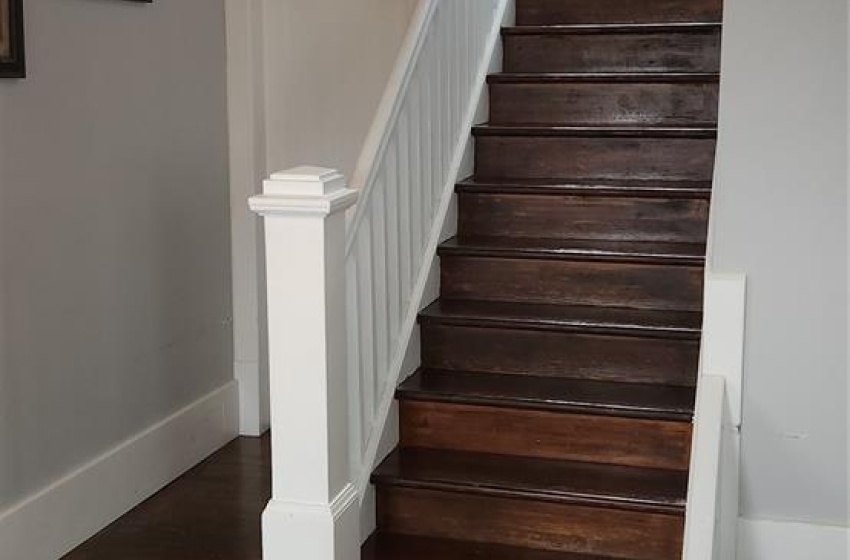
[[249, 167, 360, 560]]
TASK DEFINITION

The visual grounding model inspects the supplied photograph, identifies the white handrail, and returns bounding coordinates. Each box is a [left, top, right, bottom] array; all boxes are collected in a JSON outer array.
[[342, 0, 511, 498]]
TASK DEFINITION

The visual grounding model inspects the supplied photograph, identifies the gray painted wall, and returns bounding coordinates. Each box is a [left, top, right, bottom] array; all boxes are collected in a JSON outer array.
[[0, 0, 232, 510], [261, 0, 418, 178], [712, 0, 849, 525]]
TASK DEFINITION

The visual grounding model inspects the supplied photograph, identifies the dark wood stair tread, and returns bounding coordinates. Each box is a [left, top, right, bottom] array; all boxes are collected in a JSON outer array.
[[398, 369, 695, 420], [457, 177, 712, 198], [372, 448, 688, 514], [473, 124, 717, 138], [439, 236, 706, 266], [362, 534, 618, 560], [419, 299, 702, 338], [503, 23, 722, 35], [489, 72, 719, 83]]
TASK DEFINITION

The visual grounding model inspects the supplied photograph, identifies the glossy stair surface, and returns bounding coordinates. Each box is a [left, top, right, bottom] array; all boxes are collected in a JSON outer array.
[[365, 0, 721, 558]]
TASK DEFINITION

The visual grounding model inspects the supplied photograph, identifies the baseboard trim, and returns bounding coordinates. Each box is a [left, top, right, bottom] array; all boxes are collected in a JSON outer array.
[[0, 381, 240, 560], [738, 518, 849, 560]]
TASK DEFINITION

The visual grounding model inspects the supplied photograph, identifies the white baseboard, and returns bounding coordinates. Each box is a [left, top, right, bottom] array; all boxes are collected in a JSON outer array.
[[738, 518, 849, 560], [0, 381, 240, 560]]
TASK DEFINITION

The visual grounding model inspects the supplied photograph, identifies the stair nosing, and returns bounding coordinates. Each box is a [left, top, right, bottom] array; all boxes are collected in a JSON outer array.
[[373, 475, 685, 515], [438, 238, 706, 266], [418, 302, 702, 340], [503, 22, 722, 35], [363, 534, 621, 560], [456, 178, 712, 199], [488, 72, 720, 84], [397, 368, 694, 421], [473, 124, 717, 139], [372, 449, 687, 515]]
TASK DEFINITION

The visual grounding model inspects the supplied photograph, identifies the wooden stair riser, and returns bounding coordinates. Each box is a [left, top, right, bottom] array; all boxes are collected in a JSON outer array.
[[400, 400, 692, 469], [490, 81, 718, 126], [365, 0, 722, 556], [458, 192, 709, 242], [503, 31, 721, 74], [440, 255, 704, 311], [475, 135, 717, 180], [516, 0, 723, 25], [376, 486, 684, 560], [421, 323, 699, 386]]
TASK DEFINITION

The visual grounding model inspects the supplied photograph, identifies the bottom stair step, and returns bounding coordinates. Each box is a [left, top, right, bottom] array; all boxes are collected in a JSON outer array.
[[362, 533, 617, 560], [373, 448, 688, 514]]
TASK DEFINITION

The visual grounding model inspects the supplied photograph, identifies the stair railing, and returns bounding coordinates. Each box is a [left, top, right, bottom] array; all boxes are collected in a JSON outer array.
[[249, 1, 511, 558], [344, 0, 510, 501]]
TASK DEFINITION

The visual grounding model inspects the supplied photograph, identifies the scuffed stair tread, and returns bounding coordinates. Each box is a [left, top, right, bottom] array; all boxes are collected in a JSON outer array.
[[439, 236, 706, 265], [503, 22, 722, 35], [457, 176, 712, 198], [489, 72, 720, 83], [362, 533, 618, 560], [372, 448, 688, 514], [398, 369, 695, 420], [473, 124, 717, 138], [419, 299, 702, 338]]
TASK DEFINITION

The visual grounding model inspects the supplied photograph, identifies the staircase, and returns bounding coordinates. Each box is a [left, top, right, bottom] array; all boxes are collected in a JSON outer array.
[[363, 0, 722, 558]]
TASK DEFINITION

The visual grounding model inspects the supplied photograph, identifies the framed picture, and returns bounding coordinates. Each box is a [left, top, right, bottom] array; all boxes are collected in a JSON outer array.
[[0, 0, 24, 78]]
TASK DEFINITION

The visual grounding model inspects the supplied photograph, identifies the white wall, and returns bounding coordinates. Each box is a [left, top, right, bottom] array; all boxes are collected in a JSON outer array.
[[226, 0, 418, 435], [261, 0, 419, 178], [0, 0, 233, 513], [711, 0, 849, 539]]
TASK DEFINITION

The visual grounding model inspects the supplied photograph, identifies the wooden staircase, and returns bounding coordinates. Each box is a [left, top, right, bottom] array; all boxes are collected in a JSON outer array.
[[364, 0, 722, 558]]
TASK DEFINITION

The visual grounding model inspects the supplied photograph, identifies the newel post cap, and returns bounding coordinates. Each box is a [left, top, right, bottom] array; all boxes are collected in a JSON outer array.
[[249, 166, 359, 216]]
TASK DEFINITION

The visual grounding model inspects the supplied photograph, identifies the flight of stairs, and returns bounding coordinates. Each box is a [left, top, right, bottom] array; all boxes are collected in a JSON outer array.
[[363, 0, 722, 558]]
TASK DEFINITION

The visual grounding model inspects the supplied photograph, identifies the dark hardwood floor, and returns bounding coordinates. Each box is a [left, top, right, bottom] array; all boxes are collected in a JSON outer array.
[[62, 435, 270, 560]]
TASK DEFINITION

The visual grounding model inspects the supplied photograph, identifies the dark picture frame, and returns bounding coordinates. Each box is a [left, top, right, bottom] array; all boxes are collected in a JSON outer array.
[[0, 0, 24, 78]]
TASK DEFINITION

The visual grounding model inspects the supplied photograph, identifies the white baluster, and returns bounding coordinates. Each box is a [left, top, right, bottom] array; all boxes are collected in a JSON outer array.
[[249, 167, 359, 560]]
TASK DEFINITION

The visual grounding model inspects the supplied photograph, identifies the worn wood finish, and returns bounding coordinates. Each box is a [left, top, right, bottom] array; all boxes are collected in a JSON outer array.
[[503, 26, 721, 74], [457, 177, 713, 198], [458, 190, 710, 242], [516, 0, 723, 25], [63, 436, 270, 560], [399, 369, 696, 421], [400, 400, 692, 470], [418, 299, 704, 337], [363, 534, 616, 560], [441, 237, 707, 265], [373, 448, 688, 513], [366, 2, 721, 557], [376, 486, 685, 559], [421, 323, 699, 386], [440, 252, 704, 311], [474, 128, 717, 181], [489, 76, 719, 126]]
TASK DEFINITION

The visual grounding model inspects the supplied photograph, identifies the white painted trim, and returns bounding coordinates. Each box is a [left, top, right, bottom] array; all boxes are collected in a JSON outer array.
[[737, 518, 849, 560], [253, 167, 359, 560], [225, 0, 270, 436], [353, 0, 514, 498], [263, 485, 360, 560], [683, 272, 748, 559], [0, 381, 240, 560], [683, 375, 725, 560], [700, 273, 747, 427]]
